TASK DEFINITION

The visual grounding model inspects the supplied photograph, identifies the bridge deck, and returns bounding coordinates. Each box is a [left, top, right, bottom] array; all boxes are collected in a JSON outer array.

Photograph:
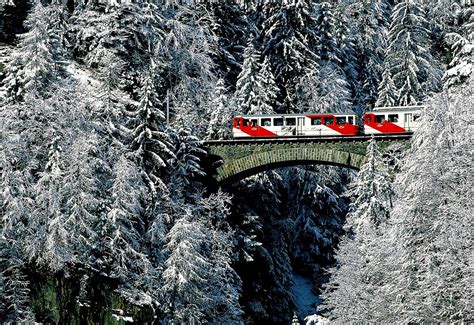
[[203, 133, 412, 146]]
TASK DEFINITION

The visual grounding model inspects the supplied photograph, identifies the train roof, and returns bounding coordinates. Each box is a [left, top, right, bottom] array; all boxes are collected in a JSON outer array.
[[236, 112, 357, 118], [372, 105, 424, 113]]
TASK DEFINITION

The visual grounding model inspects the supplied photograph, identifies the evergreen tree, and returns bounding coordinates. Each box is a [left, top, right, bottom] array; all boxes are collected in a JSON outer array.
[[256, 57, 280, 113], [235, 38, 263, 114], [29, 131, 74, 272], [375, 64, 399, 107], [261, 0, 319, 112], [196, 1, 249, 88], [161, 214, 212, 324], [61, 135, 104, 263], [378, 84, 473, 323], [380, 0, 442, 106], [235, 40, 278, 115], [2, 1, 56, 102], [347, 0, 389, 112], [0, 258, 35, 323], [97, 155, 152, 294], [126, 64, 173, 200], [443, 1, 473, 87], [321, 138, 394, 322], [206, 78, 235, 140], [314, 2, 340, 64], [295, 1, 351, 113]]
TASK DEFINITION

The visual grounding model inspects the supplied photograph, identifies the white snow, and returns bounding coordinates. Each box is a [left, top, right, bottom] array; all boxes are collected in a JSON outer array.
[[292, 273, 320, 319]]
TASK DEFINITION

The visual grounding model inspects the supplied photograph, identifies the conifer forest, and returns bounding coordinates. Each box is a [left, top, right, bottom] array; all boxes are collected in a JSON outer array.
[[0, 0, 472, 324]]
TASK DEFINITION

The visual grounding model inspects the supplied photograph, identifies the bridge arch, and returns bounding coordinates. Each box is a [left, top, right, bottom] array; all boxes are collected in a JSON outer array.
[[205, 142, 370, 184]]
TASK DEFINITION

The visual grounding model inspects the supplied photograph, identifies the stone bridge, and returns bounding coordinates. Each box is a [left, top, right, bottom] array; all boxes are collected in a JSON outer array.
[[203, 135, 411, 184]]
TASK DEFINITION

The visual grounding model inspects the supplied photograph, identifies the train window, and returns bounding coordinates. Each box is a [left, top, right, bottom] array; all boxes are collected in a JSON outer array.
[[261, 118, 271, 126], [274, 118, 284, 126], [243, 119, 249, 126], [388, 114, 399, 122], [348, 116, 354, 124], [375, 115, 385, 123], [286, 118, 296, 126], [235, 119, 241, 126], [366, 116, 372, 123], [324, 117, 334, 125], [251, 119, 258, 127], [311, 117, 322, 125], [336, 117, 346, 125]]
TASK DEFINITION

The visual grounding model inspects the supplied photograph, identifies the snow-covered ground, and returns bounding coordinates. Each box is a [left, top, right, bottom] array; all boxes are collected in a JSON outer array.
[[292, 273, 321, 319]]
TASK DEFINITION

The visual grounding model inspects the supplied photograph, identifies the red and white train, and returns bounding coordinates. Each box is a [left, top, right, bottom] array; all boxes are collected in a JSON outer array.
[[232, 106, 422, 138]]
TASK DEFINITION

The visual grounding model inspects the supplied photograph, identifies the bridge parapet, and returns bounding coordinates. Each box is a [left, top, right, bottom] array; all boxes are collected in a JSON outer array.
[[204, 136, 411, 184]]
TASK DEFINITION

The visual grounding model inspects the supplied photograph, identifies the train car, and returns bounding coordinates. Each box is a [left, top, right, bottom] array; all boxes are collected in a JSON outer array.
[[363, 106, 422, 134], [232, 113, 359, 138]]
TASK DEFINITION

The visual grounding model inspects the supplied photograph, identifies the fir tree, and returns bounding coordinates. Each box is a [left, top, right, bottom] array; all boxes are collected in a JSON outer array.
[[126, 64, 173, 201], [347, 0, 389, 112], [382, 0, 442, 106], [161, 214, 212, 324], [206, 78, 235, 140], [375, 65, 399, 107], [443, 1, 473, 87], [196, 1, 249, 88], [262, 0, 319, 112], [29, 131, 73, 272], [235, 38, 263, 114], [94, 155, 156, 306], [378, 84, 473, 323], [321, 138, 394, 322], [2, 1, 55, 102], [61, 135, 104, 263]]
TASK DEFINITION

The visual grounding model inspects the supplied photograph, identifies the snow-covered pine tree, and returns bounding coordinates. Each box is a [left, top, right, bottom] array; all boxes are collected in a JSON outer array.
[[262, 0, 319, 112], [155, 5, 216, 123], [206, 78, 235, 140], [378, 82, 473, 323], [0, 145, 35, 323], [161, 214, 212, 324], [126, 63, 172, 201], [235, 38, 262, 114], [196, 192, 244, 324], [170, 127, 206, 183], [375, 64, 399, 107], [97, 155, 152, 294], [44, 0, 69, 70], [61, 135, 104, 263], [293, 1, 351, 113], [257, 57, 280, 113], [235, 41, 278, 115], [28, 131, 74, 272], [333, 1, 358, 88], [381, 0, 442, 106], [196, 1, 249, 88], [321, 137, 394, 322], [346, 0, 389, 113], [2, 1, 55, 102], [295, 64, 351, 113], [314, 1, 340, 64], [0, 257, 35, 323], [168, 127, 206, 202], [443, 1, 473, 87]]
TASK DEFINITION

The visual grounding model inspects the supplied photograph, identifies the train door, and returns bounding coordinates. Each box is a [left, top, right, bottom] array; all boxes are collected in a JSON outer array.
[[404, 113, 413, 131], [297, 117, 305, 135]]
